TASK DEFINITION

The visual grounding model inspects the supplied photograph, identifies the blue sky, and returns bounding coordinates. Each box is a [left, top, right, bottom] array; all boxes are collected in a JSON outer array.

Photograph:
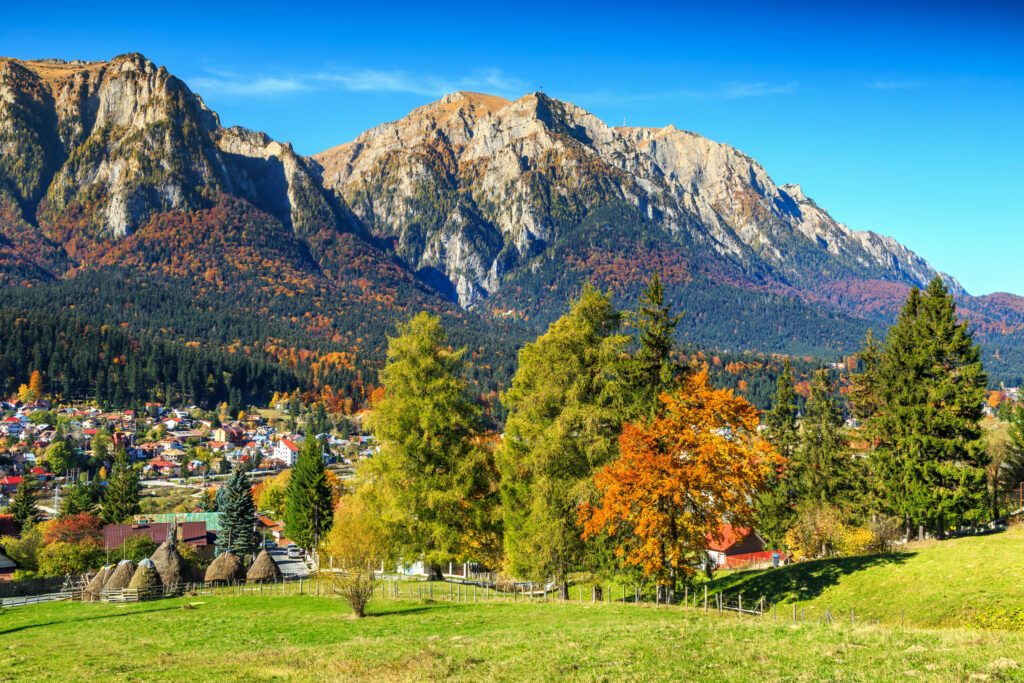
[[4, 1, 1022, 295]]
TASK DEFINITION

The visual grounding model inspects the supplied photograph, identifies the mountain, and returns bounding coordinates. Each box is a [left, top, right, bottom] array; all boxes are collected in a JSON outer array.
[[0, 53, 1022, 404]]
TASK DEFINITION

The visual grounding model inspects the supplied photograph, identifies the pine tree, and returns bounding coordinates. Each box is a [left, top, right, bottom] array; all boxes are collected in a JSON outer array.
[[755, 359, 800, 546], [8, 478, 40, 529], [217, 467, 260, 557], [872, 277, 988, 537], [621, 274, 684, 419], [795, 369, 853, 508], [360, 312, 498, 577], [498, 286, 628, 593], [848, 329, 884, 426], [102, 450, 141, 524], [284, 438, 333, 550], [59, 481, 96, 516]]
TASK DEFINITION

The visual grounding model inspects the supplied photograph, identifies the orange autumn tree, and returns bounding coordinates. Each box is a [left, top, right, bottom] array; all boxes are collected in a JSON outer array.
[[580, 368, 781, 593]]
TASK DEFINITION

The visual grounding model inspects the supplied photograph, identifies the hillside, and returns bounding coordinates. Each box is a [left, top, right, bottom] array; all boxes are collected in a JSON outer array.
[[708, 526, 1024, 628], [5, 595, 1024, 681], [2, 52, 1024, 399]]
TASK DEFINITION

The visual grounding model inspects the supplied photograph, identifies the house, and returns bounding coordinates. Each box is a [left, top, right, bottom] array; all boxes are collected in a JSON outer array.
[[274, 438, 302, 466], [0, 476, 23, 495], [706, 525, 784, 569], [102, 521, 214, 559], [0, 514, 19, 537], [0, 545, 17, 581]]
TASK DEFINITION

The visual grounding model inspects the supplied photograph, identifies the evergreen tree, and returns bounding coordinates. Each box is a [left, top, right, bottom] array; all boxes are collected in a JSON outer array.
[[498, 286, 628, 594], [59, 481, 96, 516], [284, 438, 333, 550], [795, 370, 855, 509], [755, 359, 800, 546], [216, 467, 260, 557], [621, 274, 684, 419], [848, 329, 884, 425], [8, 478, 40, 529], [102, 450, 141, 524], [360, 312, 498, 577], [872, 277, 988, 537]]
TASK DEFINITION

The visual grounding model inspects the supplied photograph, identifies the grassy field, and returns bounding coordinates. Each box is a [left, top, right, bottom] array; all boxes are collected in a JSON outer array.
[[708, 526, 1024, 628], [4, 594, 1024, 682]]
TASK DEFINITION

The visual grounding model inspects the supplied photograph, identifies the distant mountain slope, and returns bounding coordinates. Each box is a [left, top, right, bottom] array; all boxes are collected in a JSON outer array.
[[1, 53, 1022, 392]]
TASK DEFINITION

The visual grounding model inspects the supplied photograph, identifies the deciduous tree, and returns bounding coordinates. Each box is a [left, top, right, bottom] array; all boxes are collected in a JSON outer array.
[[581, 369, 780, 593]]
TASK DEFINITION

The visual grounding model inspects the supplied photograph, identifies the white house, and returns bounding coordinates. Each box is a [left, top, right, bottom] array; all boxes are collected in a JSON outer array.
[[274, 438, 302, 466]]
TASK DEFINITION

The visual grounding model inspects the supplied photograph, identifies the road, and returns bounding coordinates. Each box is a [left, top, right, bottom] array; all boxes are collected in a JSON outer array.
[[268, 547, 309, 578]]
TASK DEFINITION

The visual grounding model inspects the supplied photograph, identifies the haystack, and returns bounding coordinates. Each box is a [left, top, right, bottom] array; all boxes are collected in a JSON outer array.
[[246, 549, 282, 583], [150, 538, 189, 589], [103, 559, 135, 591], [128, 558, 162, 598], [205, 550, 245, 583], [83, 564, 113, 602]]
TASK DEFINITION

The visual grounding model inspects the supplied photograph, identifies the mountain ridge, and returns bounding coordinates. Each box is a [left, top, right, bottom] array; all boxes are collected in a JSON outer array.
[[2, 52, 1023, 392]]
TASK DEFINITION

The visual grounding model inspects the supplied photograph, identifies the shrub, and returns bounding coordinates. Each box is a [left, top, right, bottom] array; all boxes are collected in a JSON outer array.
[[38, 539, 105, 577], [0, 525, 44, 572], [117, 535, 158, 562], [322, 496, 387, 618]]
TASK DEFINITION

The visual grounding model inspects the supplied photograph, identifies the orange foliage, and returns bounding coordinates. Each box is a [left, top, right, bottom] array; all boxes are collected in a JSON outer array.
[[580, 368, 781, 586]]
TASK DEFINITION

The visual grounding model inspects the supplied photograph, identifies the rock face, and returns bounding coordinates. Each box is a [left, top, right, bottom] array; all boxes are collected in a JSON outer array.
[[316, 91, 958, 306], [0, 54, 348, 258]]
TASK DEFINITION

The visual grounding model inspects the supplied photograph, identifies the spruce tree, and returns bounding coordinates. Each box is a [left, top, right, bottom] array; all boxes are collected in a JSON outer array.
[[284, 438, 333, 550], [872, 277, 988, 537], [848, 330, 884, 425], [755, 359, 800, 546], [360, 312, 497, 577], [102, 450, 141, 524], [8, 477, 40, 529], [794, 369, 853, 508], [621, 274, 684, 419], [216, 467, 260, 557], [59, 481, 96, 516], [498, 286, 627, 593]]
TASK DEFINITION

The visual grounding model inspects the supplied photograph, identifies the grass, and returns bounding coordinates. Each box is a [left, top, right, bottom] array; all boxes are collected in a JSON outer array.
[[708, 526, 1024, 628], [4, 594, 1024, 681]]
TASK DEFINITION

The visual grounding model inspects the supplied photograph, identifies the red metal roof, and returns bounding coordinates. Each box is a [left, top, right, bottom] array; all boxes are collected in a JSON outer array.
[[0, 476, 24, 486], [102, 521, 208, 550], [707, 524, 750, 552]]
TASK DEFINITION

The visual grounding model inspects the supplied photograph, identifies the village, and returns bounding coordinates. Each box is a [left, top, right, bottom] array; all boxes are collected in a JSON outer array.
[[0, 393, 378, 586]]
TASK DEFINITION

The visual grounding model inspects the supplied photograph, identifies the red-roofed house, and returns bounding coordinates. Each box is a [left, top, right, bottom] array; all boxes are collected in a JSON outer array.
[[274, 438, 301, 466], [707, 525, 783, 568], [0, 476, 23, 494]]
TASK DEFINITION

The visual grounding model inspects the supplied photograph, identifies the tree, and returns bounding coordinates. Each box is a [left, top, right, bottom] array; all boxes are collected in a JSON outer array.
[[117, 534, 158, 562], [8, 478, 40, 529], [102, 451, 141, 524], [217, 467, 260, 557], [755, 359, 800, 546], [848, 329, 884, 426], [621, 274, 684, 419], [794, 370, 853, 508], [28, 370, 44, 399], [253, 470, 290, 518], [581, 369, 780, 594], [498, 286, 628, 593], [284, 438, 333, 550], [871, 277, 989, 537], [360, 312, 499, 577], [38, 540, 104, 577], [59, 481, 96, 516], [323, 496, 387, 618], [45, 440, 77, 476], [42, 512, 102, 544]]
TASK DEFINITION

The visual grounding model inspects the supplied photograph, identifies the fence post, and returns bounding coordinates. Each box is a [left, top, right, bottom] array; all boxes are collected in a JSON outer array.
[[704, 586, 708, 612], [738, 594, 742, 616]]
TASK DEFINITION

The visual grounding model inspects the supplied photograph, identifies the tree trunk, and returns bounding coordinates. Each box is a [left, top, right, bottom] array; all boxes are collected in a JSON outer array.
[[558, 581, 569, 601], [593, 585, 603, 602], [917, 524, 925, 542], [427, 563, 444, 581]]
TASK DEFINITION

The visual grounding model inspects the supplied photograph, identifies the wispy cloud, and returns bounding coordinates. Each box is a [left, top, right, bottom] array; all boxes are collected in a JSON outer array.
[[865, 80, 925, 90], [188, 66, 526, 99], [566, 81, 798, 106]]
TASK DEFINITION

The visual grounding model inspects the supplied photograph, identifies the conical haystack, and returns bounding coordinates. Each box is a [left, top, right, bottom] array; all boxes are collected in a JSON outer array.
[[128, 558, 162, 598], [150, 538, 189, 589], [83, 564, 113, 602], [246, 549, 282, 583], [205, 550, 245, 583], [103, 559, 135, 591]]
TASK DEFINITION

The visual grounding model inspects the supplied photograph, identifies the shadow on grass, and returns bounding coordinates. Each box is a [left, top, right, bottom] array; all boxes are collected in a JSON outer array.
[[708, 552, 916, 603], [0, 604, 183, 636]]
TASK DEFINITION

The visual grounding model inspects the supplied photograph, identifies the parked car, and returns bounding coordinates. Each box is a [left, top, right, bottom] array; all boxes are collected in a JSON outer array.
[[286, 544, 303, 559]]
